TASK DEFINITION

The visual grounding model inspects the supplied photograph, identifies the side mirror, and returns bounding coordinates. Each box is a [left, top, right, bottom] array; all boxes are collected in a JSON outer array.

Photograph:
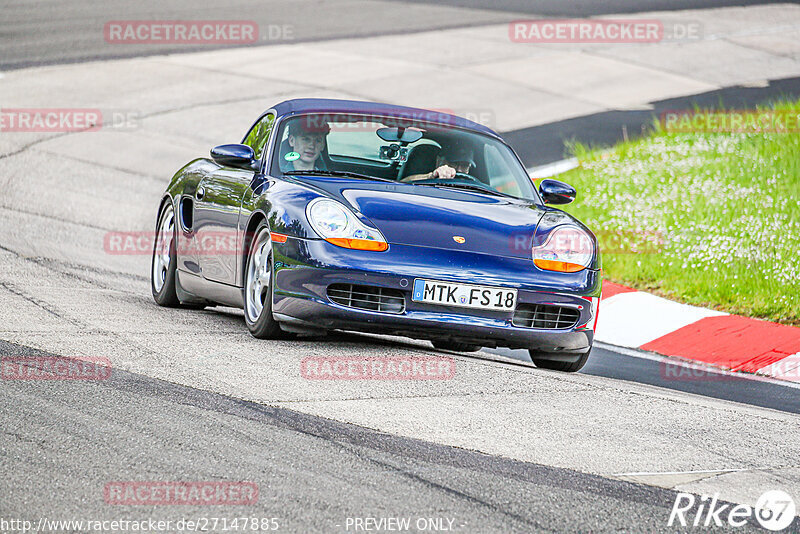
[[211, 144, 258, 171], [539, 179, 576, 205]]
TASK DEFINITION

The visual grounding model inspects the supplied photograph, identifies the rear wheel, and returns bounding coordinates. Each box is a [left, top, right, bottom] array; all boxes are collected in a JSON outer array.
[[243, 223, 283, 339], [431, 340, 481, 352], [530, 350, 591, 373], [151, 202, 180, 307]]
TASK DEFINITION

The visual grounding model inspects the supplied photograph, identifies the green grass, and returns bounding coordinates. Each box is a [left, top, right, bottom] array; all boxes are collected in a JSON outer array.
[[557, 100, 800, 325]]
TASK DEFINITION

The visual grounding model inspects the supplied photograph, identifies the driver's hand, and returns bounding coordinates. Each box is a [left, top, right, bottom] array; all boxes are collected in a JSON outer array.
[[430, 165, 456, 180]]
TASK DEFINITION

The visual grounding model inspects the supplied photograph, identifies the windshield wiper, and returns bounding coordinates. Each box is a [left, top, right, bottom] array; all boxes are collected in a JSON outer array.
[[283, 170, 395, 182], [417, 182, 516, 199]]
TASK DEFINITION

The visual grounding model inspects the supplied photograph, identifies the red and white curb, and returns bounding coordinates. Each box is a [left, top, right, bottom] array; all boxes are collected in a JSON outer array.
[[596, 282, 800, 383]]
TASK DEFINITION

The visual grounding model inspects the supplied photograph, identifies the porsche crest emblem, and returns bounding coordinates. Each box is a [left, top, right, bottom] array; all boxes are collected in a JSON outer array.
[[453, 236, 466, 244]]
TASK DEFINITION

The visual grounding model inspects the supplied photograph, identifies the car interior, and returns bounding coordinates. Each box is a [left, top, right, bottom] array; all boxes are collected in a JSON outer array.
[[274, 120, 495, 188]]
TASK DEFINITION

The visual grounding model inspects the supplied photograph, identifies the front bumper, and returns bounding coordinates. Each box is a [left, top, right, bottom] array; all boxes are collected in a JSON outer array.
[[272, 238, 600, 352]]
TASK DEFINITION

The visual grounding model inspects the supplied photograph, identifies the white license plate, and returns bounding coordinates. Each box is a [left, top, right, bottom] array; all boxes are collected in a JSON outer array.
[[412, 279, 517, 311]]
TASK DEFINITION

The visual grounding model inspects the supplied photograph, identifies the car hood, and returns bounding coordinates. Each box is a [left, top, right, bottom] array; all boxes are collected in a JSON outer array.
[[298, 178, 547, 259]]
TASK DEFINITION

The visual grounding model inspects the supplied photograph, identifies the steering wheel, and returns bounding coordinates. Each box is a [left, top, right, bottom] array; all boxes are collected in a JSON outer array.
[[400, 171, 484, 185], [451, 172, 484, 184]]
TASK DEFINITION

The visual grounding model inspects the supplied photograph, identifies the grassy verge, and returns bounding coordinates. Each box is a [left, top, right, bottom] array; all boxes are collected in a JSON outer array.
[[556, 100, 800, 325]]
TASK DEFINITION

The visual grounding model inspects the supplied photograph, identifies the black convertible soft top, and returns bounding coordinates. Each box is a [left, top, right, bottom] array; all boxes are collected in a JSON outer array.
[[269, 98, 500, 138]]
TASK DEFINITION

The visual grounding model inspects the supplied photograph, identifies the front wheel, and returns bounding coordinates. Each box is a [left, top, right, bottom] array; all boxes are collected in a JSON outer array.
[[530, 350, 591, 373], [243, 223, 283, 339], [151, 201, 180, 307]]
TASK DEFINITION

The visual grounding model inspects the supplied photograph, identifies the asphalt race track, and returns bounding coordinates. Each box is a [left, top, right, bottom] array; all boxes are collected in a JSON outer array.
[[1, 1, 799, 532], [2, 340, 741, 533], [1, 0, 790, 70]]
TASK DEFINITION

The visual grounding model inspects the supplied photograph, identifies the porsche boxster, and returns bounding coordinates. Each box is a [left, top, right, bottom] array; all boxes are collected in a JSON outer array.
[[151, 99, 601, 371]]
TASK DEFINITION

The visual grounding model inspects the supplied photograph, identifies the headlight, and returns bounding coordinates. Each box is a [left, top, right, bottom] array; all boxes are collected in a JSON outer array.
[[306, 198, 388, 251], [532, 225, 593, 272]]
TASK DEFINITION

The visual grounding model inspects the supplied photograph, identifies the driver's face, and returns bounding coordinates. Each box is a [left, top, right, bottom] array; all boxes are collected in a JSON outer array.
[[289, 133, 326, 165], [438, 157, 472, 174]]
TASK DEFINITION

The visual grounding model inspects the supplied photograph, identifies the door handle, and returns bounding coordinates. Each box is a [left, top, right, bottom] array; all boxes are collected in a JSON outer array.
[[196, 185, 205, 200]]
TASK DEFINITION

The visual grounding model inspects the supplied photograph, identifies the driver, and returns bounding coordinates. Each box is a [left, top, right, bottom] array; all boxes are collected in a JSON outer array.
[[280, 118, 331, 172], [400, 145, 475, 182]]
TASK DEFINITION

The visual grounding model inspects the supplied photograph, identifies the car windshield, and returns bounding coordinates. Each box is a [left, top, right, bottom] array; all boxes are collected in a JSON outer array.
[[270, 113, 539, 201]]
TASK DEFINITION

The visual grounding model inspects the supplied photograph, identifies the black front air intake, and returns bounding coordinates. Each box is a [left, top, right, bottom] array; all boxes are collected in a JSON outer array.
[[327, 284, 406, 314], [512, 304, 580, 329]]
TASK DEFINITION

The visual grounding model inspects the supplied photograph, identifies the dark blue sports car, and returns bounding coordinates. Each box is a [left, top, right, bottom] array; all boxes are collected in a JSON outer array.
[[151, 98, 601, 372]]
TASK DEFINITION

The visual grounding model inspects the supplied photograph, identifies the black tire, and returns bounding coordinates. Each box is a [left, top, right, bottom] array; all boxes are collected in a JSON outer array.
[[530, 349, 591, 372], [151, 201, 180, 307], [431, 340, 481, 352], [243, 222, 283, 339]]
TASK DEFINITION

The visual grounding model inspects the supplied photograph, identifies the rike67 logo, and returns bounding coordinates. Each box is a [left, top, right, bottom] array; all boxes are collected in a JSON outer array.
[[668, 490, 796, 531]]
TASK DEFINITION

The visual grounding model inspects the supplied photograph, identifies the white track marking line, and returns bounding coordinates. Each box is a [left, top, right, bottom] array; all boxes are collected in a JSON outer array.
[[611, 468, 753, 477], [596, 291, 727, 347]]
